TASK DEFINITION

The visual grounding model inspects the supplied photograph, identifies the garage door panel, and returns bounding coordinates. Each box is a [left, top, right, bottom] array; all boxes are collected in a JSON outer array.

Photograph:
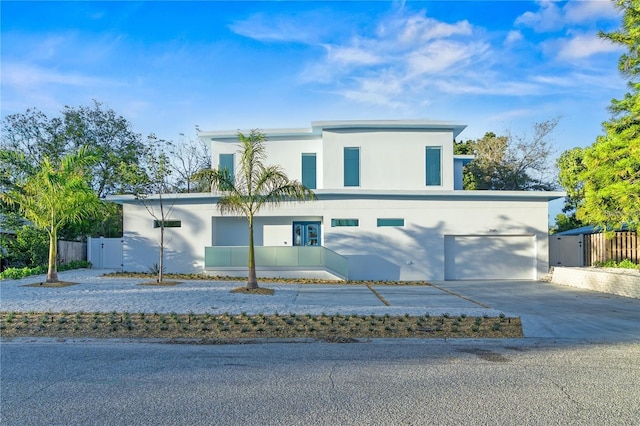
[[445, 235, 535, 280]]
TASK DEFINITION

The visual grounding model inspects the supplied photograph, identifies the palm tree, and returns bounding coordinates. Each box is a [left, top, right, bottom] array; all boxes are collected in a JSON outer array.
[[1, 147, 101, 282], [199, 130, 316, 289]]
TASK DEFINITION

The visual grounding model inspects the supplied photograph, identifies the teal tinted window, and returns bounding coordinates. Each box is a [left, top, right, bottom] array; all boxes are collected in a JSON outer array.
[[302, 153, 317, 189], [377, 218, 405, 227], [331, 219, 359, 227], [344, 147, 360, 187], [425, 147, 441, 186], [154, 220, 181, 228], [219, 154, 234, 179]]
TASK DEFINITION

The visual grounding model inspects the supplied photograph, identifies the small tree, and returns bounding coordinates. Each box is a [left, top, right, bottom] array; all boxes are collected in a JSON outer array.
[[1, 147, 101, 282], [462, 119, 559, 191], [197, 130, 316, 290], [120, 135, 177, 282]]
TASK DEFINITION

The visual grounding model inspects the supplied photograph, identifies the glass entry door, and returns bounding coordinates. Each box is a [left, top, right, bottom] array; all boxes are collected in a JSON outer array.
[[293, 222, 321, 246]]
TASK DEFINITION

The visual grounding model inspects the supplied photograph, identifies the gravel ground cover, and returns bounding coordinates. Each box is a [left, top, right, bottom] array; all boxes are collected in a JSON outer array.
[[0, 269, 521, 339]]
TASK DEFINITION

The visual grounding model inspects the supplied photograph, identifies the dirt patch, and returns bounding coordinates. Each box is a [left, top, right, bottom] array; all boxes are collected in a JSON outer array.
[[102, 272, 432, 286], [23, 281, 79, 288], [230, 287, 275, 295], [0, 311, 522, 340]]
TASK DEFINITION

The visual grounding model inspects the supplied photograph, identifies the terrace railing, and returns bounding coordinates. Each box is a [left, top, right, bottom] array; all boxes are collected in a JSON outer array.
[[204, 246, 349, 280]]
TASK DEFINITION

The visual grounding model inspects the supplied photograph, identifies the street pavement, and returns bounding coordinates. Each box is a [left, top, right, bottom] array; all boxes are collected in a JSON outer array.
[[1, 338, 639, 425]]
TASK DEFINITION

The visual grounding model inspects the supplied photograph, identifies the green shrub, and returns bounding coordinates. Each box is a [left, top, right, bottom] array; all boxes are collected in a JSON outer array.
[[4, 226, 49, 268], [0, 260, 92, 280], [594, 259, 639, 270]]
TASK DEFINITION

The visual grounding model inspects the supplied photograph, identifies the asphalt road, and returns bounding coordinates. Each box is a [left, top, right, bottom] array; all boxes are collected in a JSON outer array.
[[2, 338, 639, 425]]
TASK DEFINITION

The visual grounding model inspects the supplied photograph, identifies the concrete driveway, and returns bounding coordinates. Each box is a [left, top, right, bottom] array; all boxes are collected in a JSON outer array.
[[431, 280, 640, 342]]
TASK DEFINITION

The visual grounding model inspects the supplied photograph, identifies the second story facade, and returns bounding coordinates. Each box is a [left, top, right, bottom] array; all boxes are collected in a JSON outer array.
[[198, 120, 469, 192]]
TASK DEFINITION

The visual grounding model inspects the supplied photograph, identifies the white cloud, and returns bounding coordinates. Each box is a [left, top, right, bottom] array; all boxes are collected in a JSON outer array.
[[324, 43, 382, 66], [505, 30, 523, 45], [229, 12, 321, 44], [563, 1, 620, 23], [516, 0, 620, 32], [3, 63, 117, 88], [395, 13, 472, 43], [515, 1, 563, 32], [555, 32, 622, 60], [407, 40, 489, 76]]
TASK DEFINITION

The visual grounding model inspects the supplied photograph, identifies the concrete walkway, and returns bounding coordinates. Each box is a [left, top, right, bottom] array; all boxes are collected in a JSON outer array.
[[1, 269, 639, 341]]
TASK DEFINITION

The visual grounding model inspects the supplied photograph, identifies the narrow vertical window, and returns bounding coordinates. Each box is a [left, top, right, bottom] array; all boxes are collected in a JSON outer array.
[[425, 147, 442, 186], [219, 153, 234, 179], [301, 153, 317, 189], [344, 147, 360, 187]]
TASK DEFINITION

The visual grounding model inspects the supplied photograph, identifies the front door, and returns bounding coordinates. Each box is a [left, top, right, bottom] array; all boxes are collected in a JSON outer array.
[[293, 222, 321, 246]]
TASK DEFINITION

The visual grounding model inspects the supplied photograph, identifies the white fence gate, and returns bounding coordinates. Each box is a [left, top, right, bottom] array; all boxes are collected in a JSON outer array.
[[549, 235, 584, 267], [88, 237, 123, 270]]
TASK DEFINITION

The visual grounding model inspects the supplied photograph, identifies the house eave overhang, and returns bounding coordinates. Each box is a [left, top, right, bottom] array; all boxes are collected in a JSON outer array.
[[107, 190, 566, 204], [198, 120, 468, 141]]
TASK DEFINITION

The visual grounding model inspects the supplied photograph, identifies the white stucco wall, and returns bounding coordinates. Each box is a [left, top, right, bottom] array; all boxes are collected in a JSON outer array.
[[120, 194, 552, 281], [211, 136, 324, 189], [122, 198, 215, 273], [321, 129, 454, 190]]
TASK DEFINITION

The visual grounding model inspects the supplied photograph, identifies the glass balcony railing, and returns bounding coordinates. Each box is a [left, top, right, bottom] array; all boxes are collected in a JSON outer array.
[[204, 246, 349, 279]]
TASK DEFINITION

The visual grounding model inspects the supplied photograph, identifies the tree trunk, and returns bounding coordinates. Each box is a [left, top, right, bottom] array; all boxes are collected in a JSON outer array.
[[47, 227, 58, 283], [247, 216, 258, 289], [159, 225, 164, 283]]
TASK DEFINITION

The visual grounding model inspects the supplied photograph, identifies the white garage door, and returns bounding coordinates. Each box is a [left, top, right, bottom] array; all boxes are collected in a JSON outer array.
[[444, 235, 536, 280]]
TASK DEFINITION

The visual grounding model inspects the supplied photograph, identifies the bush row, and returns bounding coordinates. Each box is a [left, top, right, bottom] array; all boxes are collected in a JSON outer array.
[[593, 259, 639, 270], [0, 261, 92, 280]]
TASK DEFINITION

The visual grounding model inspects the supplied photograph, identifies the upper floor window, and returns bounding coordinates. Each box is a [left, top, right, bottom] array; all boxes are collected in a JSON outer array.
[[425, 146, 442, 186], [301, 153, 317, 189], [344, 147, 360, 187], [331, 218, 359, 227], [377, 218, 405, 227], [219, 153, 234, 180]]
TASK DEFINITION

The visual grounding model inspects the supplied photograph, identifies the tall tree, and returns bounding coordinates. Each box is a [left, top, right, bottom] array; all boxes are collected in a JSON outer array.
[[1, 147, 101, 282], [197, 130, 316, 290], [558, 0, 640, 232], [461, 119, 558, 191], [63, 100, 146, 198], [1, 101, 145, 241], [555, 147, 587, 232], [119, 135, 177, 282], [170, 134, 211, 193]]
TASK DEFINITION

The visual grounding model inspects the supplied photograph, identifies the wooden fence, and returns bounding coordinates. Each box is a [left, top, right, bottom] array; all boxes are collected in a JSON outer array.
[[57, 240, 87, 264], [584, 232, 639, 265]]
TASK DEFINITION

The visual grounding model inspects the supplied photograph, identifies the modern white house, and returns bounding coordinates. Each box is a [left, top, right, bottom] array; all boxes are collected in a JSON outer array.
[[109, 120, 564, 281]]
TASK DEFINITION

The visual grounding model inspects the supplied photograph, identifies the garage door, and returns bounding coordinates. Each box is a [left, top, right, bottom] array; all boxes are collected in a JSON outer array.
[[444, 235, 536, 280]]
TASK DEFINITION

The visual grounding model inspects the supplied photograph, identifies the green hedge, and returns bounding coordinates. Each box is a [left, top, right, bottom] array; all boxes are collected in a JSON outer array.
[[593, 259, 639, 270], [0, 260, 92, 280]]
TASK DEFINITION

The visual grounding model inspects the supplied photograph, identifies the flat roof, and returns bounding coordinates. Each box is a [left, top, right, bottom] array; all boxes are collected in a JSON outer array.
[[198, 119, 468, 140], [108, 190, 565, 204]]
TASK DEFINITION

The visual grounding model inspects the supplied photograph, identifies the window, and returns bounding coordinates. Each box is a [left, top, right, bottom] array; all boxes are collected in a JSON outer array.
[[425, 146, 442, 186], [331, 219, 359, 227], [153, 220, 181, 228], [301, 153, 317, 189], [377, 218, 405, 227], [219, 153, 234, 179], [344, 147, 360, 187], [293, 222, 321, 246]]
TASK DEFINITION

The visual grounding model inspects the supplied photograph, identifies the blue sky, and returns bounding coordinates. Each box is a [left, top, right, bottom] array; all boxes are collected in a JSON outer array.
[[1, 0, 626, 154]]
